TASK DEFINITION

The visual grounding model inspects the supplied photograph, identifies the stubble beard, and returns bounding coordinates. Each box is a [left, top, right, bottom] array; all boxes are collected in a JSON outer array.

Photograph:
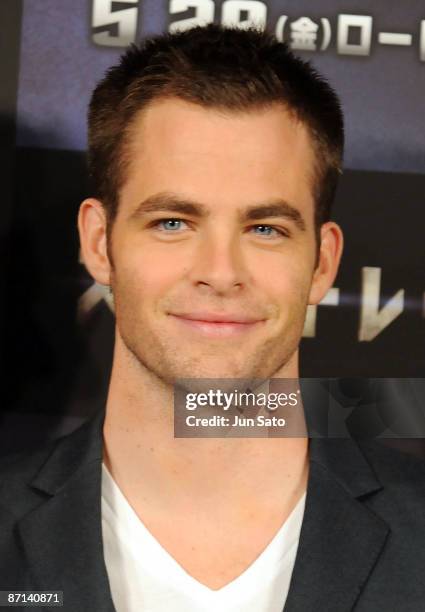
[[114, 291, 307, 391]]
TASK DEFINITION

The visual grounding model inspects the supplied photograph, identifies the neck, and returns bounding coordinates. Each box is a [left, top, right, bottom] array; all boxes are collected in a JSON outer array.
[[103, 330, 309, 509]]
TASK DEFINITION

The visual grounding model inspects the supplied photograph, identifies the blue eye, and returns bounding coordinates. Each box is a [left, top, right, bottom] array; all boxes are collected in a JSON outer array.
[[155, 219, 188, 231], [251, 225, 286, 238], [151, 219, 287, 238]]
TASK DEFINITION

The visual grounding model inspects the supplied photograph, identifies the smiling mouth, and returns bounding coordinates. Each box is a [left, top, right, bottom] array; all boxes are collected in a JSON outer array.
[[169, 314, 265, 337]]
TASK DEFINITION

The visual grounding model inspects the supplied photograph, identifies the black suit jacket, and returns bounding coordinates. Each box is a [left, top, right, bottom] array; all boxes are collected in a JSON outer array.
[[1, 406, 425, 612]]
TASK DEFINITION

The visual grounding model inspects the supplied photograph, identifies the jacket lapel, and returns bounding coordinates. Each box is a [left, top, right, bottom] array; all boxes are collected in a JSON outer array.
[[16, 403, 390, 612], [284, 438, 390, 612], [17, 407, 115, 612]]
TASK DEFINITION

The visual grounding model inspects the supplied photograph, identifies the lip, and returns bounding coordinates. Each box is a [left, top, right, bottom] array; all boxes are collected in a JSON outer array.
[[169, 313, 265, 337], [171, 312, 263, 323]]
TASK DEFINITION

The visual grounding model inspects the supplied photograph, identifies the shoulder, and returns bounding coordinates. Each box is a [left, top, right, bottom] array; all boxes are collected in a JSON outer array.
[[0, 412, 100, 488], [0, 442, 58, 517], [0, 444, 54, 484], [0, 420, 84, 516], [355, 439, 425, 518], [0, 410, 103, 518], [357, 439, 425, 485]]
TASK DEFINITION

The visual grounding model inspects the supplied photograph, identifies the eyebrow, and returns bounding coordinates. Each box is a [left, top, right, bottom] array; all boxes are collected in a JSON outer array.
[[128, 191, 307, 231]]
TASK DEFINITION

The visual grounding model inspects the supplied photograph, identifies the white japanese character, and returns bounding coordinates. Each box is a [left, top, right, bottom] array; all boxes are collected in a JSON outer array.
[[337, 14, 372, 56], [290, 17, 319, 51]]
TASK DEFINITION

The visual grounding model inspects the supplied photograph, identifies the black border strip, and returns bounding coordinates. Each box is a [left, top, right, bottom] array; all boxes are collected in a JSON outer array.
[[0, 0, 23, 399]]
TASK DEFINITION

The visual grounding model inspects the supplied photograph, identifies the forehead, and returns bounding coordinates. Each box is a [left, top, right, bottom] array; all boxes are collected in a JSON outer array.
[[121, 97, 317, 220]]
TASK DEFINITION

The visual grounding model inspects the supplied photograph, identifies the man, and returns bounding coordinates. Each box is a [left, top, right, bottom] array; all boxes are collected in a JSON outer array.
[[1, 23, 425, 612]]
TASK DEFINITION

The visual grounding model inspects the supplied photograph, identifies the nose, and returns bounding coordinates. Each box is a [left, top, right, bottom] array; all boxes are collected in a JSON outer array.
[[188, 228, 249, 295]]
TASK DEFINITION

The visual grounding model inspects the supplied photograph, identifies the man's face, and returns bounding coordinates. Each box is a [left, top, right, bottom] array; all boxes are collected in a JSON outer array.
[[107, 98, 323, 384]]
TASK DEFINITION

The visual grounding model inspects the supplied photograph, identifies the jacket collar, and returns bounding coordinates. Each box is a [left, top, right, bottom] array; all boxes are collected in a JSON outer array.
[[19, 405, 389, 612], [29, 404, 383, 497], [30, 405, 106, 496], [284, 437, 388, 611], [18, 406, 115, 611]]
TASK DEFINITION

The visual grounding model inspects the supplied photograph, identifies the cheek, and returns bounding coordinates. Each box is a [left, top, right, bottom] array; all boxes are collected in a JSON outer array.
[[256, 254, 312, 305], [112, 245, 183, 307]]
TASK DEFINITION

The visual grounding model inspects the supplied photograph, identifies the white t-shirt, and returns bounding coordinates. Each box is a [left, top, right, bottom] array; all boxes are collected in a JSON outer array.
[[101, 462, 305, 612]]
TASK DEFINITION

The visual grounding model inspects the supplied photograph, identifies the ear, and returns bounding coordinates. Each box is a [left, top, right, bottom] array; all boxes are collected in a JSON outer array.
[[77, 198, 112, 286], [308, 221, 344, 305]]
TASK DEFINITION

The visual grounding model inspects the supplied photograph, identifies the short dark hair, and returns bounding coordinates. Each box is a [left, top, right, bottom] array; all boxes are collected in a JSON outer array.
[[88, 23, 344, 238]]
